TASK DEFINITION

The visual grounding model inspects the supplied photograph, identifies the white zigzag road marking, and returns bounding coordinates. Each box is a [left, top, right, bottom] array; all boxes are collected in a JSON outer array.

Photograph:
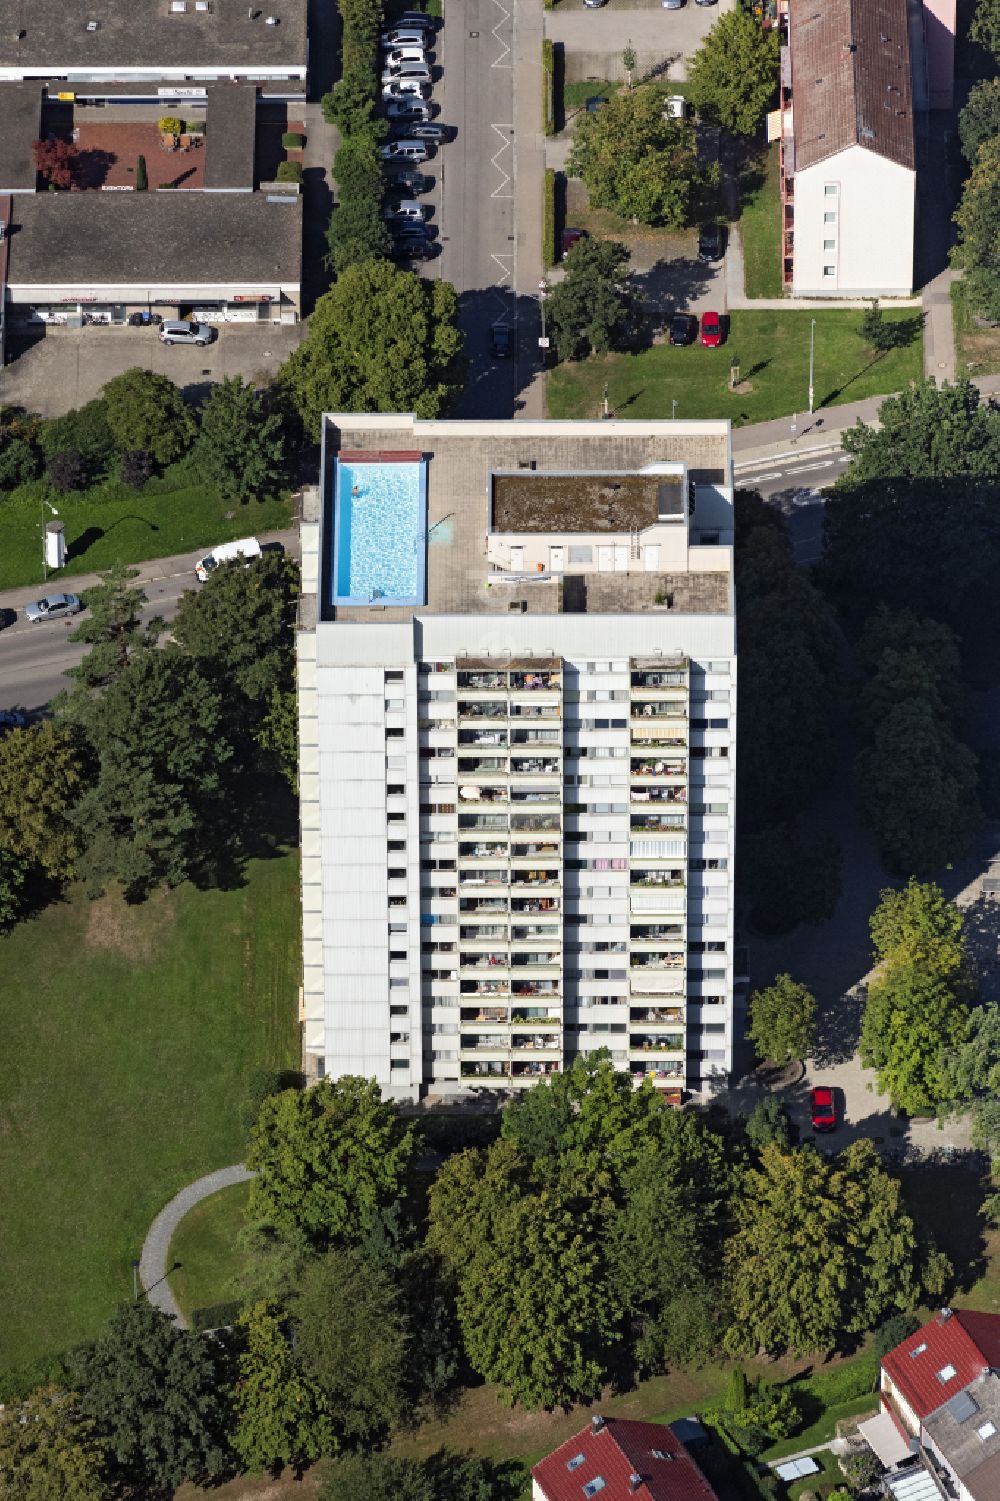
[[490, 122, 513, 198], [490, 0, 512, 68]]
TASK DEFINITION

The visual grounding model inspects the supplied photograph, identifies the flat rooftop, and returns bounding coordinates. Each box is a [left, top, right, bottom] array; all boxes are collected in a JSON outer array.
[[6, 191, 301, 286], [0, 84, 43, 191], [491, 471, 684, 533], [1, 0, 307, 72], [323, 418, 732, 625]]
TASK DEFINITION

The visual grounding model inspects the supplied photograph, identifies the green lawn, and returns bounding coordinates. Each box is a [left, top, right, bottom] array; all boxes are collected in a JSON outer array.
[[740, 142, 784, 300], [0, 852, 300, 1383], [167, 1180, 252, 1325], [0, 471, 293, 591], [546, 308, 924, 425], [951, 278, 1000, 378], [563, 78, 622, 116]]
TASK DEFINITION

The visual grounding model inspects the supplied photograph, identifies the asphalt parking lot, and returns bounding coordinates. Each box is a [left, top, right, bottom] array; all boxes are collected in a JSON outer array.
[[2, 324, 303, 417], [546, 0, 735, 80]]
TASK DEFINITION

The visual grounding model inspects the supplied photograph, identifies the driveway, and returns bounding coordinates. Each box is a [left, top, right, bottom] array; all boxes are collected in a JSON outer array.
[[2, 325, 303, 417], [546, 0, 734, 82]]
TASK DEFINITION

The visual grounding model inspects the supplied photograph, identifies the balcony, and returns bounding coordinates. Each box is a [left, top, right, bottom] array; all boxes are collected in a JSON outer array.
[[511, 1010, 560, 1025], [459, 813, 508, 830], [461, 953, 509, 969], [631, 953, 684, 969], [631, 1064, 683, 1082], [460, 924, 508, 940], [511, 728, 560, 745], [631, 871, 685, 888], [631, 924, 683, 941], [512, 1033, 561, 1050], [460, 1034, 510, 1050], [511, 952, 560, 968], [458, 701, 507, 719], [511, 872, 560, 888], [461, 1006, 509, 1023], [460, 979, 510, 996], [460, 897, 508, 913], [512, 979, 559, 996], [509, 704, 560, 720], [457, 672, 506, 690], [510, 760, 560, 776], [631, 671, 686, 690], [630, 1006, 684, 1024], [630, 1035, 684, 1053], [632, 703, 686, 720], [458, 843, 509, 859], [510, 896, 559, 913], [509, 671, 561, 691], [631, 758, 685, 778], [512, 924, 561, 940], [457, 783, 509, 802], [511, 1060, 561, 1078], [510, 813, 560, 831], [458, 730, 508, 747], [511, 844, 560, 860], [461, 1061, 510, 1078]]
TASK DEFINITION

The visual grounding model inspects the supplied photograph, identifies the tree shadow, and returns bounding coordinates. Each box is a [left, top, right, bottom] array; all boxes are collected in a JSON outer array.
[[741, 358, 772, 382], [810, 981, 866, 1069]]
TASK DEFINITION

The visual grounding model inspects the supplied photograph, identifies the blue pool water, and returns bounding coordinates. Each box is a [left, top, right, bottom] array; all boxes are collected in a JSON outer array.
[[332, 458, 427, 606]]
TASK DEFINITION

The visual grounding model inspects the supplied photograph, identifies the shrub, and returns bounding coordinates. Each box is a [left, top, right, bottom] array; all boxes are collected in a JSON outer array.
[[40, 399, 115, 470], [282, 130, 305, 149], [543, 167, 557, 268], [276, 160, 304, 184], [0, 436, 41, 491], [158, 116, 182, 135], [45, 448, 87, 494], [120, 449, 154, 488], [542, 38, 555, 136], [135, 153, 148, 192], [190, 1300, 244, 1331], [873, 1312, 920, 1360]]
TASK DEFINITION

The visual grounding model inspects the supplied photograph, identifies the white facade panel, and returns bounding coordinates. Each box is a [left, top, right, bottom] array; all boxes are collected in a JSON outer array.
[[792, 146, 915, 298]]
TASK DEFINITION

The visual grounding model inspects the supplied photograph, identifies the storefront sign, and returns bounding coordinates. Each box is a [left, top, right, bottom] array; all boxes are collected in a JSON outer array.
[[100, 185, 134, 191], [158, 87, 206, 98]]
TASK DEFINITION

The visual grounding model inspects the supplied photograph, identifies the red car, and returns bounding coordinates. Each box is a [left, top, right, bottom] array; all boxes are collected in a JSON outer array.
[[700, 310, 723, 347], [810, 1086, 837, 1133]]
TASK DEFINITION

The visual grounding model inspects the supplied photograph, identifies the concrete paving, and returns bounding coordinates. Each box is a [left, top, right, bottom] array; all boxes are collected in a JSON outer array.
[[545, 0, 736, 83], [1, 325, 303, 418], [139, 1164, 253, 1327], [923, 267, 958, 382]]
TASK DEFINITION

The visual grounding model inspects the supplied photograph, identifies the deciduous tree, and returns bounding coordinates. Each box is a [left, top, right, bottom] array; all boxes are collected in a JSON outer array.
[[292, 1249, 407, 1444], [545, 238, 641, 361], [194, 378, 285, 502], [39, 399, 115, 474], [279, 263, 464, 431], [743, 1095, 794, 1153], [862, 963, 972, 1113], [246, 1076, 417, 1253], [0, 721, 90, 878], [33, 138, 79, 188], [743, 823, 841, 934], [953, 134, 1000, 319], [748, 974, 817, 1065], [567, 87, 706, 226], [101, 368, 197, 468], [230, 1302, 332, 1472], [839, 379, 1000, 483], [71, 1301, 230, 1492], [686, 10, 780, 135], [0, 1385, 108, 1501], [959, 77, 1000, 162], [971, 0, 1000, 63]]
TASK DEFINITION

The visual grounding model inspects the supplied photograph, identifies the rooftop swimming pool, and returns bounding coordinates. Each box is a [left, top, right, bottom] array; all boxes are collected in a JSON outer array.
[[332, 455, 427, 607]]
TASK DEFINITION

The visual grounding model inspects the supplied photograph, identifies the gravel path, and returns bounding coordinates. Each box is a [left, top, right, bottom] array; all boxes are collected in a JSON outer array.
[[139, 1164, 254, 1328]]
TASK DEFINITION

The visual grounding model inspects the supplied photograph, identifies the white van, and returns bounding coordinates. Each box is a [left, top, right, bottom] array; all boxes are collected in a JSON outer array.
[[195, 536, 262, 582]]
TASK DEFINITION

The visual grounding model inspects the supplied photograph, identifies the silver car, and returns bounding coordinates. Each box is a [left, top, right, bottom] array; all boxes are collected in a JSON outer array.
[[158, 319, 214, 346], [24, 593, 83, 623]]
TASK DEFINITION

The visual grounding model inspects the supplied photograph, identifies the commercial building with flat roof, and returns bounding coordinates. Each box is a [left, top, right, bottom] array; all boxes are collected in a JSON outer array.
[[297, 416, 739, 1102]]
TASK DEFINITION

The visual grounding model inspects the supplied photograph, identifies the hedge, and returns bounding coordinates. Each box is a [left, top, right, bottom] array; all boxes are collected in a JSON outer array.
[[276, 160, 305, 184], [542, 37, 555, 137], [282, 130, 305, 149], [323, 0, 391, 276], [543, 167, 558, 269]]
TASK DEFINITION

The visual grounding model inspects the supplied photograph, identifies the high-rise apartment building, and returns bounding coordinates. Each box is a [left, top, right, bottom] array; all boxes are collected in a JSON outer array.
[[297, 415, 738, 1101]]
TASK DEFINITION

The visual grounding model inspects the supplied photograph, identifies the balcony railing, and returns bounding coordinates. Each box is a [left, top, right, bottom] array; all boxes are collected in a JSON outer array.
[[632, 704, 686, 719], [630, 1007, 684, 1024], [512, 980, 559, 996], [462, 954, 509, 968], [511, 1011, 561, 1025], [631, 1064, 683, 1081], [461, 1035, 510, 1050], [511, 896, 559, 913], [631, 954, 684, 969], [461, 1062, 510, 1078], [458, 701, 507, 718], [512, 924, 561, 940], [631, 672, 686, 689], [457, 673, 506, 690], [631, 788, 687, 805], [458, 730, 508, 747], [512, 1034, 561, 1050], [631, 925, 684, 940], [460, 980, 510, 996], [631, 1035, 684, 1052], [631, 873, 685, 888], [512, 1060, 561, 1077], [509, 705, 560, 720], [631, 760, 685, 778], [510, 672, 561, 690], [461, 1007, 509, 1023], [512, 844, 560, 860], [511, 729, 560, 745], [511, 873, 560, 888], [460, 897, 508, 912], [510, 761, 560, 776]]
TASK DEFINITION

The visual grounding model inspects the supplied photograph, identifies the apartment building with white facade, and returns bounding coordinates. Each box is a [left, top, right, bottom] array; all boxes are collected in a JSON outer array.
[[297, 416, 738, 1102]]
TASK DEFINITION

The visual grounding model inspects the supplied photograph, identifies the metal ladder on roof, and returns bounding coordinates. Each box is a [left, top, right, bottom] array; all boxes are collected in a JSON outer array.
[[630, 528, 641, 561]]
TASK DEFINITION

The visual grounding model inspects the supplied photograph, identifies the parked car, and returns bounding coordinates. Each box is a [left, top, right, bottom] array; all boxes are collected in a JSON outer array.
[[382, 198, 427, 222], [384, 46, 428, 68], [406, 121, 450, 141], [380, 140, 430, 162], [24, 593, 83, 623], [382, 79, 430, 100], [491, 323, 514, 357], [668, 312, 697, 346], [195, 537, 262, 582], [662, 0, 685, 9], [0, 710, 26, 731], [386, 98, 432, 121], [700, 310, 723, 347], [384, 167, 433, 194], [392, 219, 431, 238], [394, 10, 435, 27], [810, 1086, 837, 1133], [381, 62, 431, 86], [561, 227, 586, 259], [698, 222, 725, 261], [0, 607, 15, 632], [583, 0, 609, 9], [159, 319, 213, 346], [389, 239, 437, 261], [663, 94, 687, 119], [383, 27, 430, 47]]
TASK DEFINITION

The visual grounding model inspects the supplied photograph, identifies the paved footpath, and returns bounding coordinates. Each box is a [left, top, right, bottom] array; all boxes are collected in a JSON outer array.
[[139, 1164, 253, 1327]]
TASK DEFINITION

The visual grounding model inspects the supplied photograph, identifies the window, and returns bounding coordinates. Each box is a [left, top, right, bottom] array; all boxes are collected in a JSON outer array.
[[937, 1364, 958, 1383], [823, 210, 836, 223], [583, 1479, 606, 1498], [566, 1455, 586, 1473], [823, 239, 836, 251], [824, 183, 839, 196], [386, 670, 404, 682], [910, 1342, 928, 1358], [823, 266, 836, 278]]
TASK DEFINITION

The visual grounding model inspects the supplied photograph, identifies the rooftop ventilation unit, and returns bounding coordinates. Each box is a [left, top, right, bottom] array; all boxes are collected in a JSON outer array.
[[265, 13, 279, 22], [86, 18, 99, 29]]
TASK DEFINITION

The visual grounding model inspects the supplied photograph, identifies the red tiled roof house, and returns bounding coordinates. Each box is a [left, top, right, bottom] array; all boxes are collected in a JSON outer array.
[[532, 1416, 719, 1501]]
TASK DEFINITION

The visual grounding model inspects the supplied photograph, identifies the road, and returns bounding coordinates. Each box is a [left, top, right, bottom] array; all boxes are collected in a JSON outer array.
[[0, 529, 298, 714], [734, 445, 852, 564]]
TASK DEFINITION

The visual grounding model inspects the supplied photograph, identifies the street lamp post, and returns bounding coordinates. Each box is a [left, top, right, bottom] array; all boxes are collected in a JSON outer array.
[[40, 499, 59, 584], [131, 1259, 140, 1300], [671, 399, 677, 420], [808, 317, 816, 415], [538, 280, 548, 348]]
